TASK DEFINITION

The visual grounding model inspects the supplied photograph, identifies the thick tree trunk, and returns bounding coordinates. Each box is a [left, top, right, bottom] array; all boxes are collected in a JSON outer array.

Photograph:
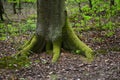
[[17, 0, 94, 63], [37, 0, 65, 41]]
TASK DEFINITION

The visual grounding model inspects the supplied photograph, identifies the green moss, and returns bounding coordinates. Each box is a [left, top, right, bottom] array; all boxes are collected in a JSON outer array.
[[52, 37, 62, 63], [15, 35, 45, 57], [20, 35, 35, 49], [63, 18, 94, 60], [19, 35, 38, 55]]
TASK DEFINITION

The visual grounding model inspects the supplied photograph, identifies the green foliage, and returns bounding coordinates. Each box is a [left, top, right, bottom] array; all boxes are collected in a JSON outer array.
[[115, 0, 120, 10], [0, 19, 36, 40], [0, 55, 32, 69], [66, 0, 118, 32], [83, 14, 92, 21], [81, 5, 90, 12], [50, 74, 58, 80], [75, 23, 81, 27], [0, 23, 6, 40], [8, 0, 36, 3], [105, 31, 115, 37], [20, 19, 36, 33], [102, 21, 114, 30], [75, 50, 81, 54], [93, 37, 104, 43]]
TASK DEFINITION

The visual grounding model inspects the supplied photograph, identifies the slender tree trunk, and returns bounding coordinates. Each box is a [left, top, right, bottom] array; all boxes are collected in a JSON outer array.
[[13, 0, 17, 14], [0, 0, 4, 21], [88, 0, 92, 9], [75, 0, 82, 12], [13, 0, 22, 14], [17, 0, 94, 63], [78, 2, 82, 12], [18, 0, 22, 13], [110, 0, 114, 6]]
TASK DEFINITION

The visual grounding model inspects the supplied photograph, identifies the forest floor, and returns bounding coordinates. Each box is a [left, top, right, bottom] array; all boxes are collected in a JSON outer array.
[[0, 28, 120, 80], [0, 3, 120, 80]]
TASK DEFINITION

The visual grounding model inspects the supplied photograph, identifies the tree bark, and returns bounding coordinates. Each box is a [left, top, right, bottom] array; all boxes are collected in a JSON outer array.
[[0, 0, 4, 21], [18, 0, 22, 13], [17, 0, 94, 63], [12, 0, 22, 14], [110, 0, 114, 6], [13, 0, 17, 14], [36, 0, 65, 41], [88, 0, 92, 9]]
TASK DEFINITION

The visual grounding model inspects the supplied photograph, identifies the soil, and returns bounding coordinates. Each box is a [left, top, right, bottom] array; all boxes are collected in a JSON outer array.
[[0, 29, 120, 80]]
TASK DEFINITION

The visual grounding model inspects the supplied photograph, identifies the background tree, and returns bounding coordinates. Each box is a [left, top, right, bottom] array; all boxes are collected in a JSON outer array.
[[17, 0, 93, 63], [88, 0, 92, 9], [18, 0, 22, 13], [0, 0, 4, 21], [13, 0, 17, 14], [110, 0, 114, 6]]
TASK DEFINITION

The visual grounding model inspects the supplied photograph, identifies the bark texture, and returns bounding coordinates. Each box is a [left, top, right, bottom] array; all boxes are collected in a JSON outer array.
[[37, 0, 65, 41]]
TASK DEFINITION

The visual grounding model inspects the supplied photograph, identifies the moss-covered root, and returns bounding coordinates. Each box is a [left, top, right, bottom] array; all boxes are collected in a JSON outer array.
[[52, 37, 62, 63], [20, 35, 35, 49], [16, 35, 45, 57], [63, 18, 94, 60]]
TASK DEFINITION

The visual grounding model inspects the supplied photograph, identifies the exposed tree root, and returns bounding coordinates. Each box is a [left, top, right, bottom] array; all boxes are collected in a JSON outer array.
[[63, 18, 94, 60], [52, 37, 62, 62], [16, 35, 45, 57]]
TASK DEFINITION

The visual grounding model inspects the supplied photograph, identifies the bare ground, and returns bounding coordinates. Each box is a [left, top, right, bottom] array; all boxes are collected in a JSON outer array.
[[0, 29, 120, 80]]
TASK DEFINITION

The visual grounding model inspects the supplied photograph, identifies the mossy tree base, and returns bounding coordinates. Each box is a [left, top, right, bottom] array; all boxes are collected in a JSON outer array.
[[63, 19, 94, 61], [16, 19, 94, 63]]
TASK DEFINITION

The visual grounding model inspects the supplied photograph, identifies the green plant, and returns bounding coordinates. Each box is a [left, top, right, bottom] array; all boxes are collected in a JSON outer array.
[[50, 74, 58, 80], [21, 21, 36, 33], [102, 21, 114, 30], [93, 37, 104, 43], [105, 31, 115, 37], [0, 55, 32, 69]]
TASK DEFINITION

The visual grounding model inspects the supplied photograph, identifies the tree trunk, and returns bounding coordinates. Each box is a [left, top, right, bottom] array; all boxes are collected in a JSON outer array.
[[110, 0, 114, 6], [13, 0, 22, 14], [18, 0, 22, 13], [88, 0, 92, 9], [17, 0, 94, 63], [13, 0, 17, 14], [0, 0, 4, 21]]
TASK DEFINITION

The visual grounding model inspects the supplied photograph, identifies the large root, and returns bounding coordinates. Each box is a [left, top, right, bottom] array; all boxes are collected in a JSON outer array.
[[52, 37, 62, 62], [62, 18, 94, 61]]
